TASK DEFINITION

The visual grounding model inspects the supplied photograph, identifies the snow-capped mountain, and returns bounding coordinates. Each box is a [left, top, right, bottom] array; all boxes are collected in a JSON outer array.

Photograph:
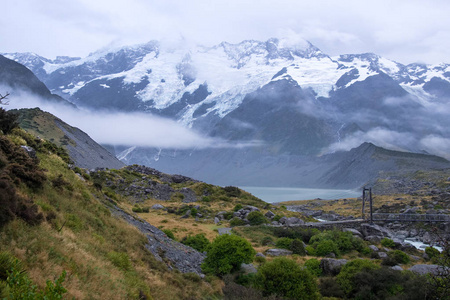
[[3, 38, 450, 187]]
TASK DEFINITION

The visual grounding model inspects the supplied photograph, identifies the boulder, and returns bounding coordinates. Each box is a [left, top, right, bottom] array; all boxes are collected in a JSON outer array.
[[265, 210, 275, 219], [285, 217, 304, 227], [151, 204, 166, 210], [214, 217, 220, 224], [181, 210, 191, 219], [217, 228, 232, 235], [391, 265, 403, 271], [278, 217, 288, 225], [377, 252, 388, 259], [409, 264, 443, 276], [343, 228, 363, 238], [265, 249, 293, 256], [240, 263, 257, 274], [20, 145, 37, 158], [365, 235, 382, 243], [368, 245, 379, 252], [320, 258, 348, 276], [256, 252, 266, 258], [361, 223, 393, 239]]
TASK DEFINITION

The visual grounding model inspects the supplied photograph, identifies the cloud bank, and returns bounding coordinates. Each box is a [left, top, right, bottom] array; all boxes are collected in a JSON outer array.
[[5, 91, 254, 149], [2, 0, 450, 64]]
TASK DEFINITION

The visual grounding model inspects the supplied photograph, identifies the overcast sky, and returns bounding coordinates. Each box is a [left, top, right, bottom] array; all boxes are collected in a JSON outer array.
[[2, 0, 450, 64]]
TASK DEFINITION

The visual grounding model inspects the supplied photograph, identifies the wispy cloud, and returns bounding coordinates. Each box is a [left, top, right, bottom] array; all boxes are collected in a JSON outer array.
[[5, 90, 258, 149]]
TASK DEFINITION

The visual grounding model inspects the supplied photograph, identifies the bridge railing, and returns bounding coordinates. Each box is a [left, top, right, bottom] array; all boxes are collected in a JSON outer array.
[[370, 213, 450, 222]]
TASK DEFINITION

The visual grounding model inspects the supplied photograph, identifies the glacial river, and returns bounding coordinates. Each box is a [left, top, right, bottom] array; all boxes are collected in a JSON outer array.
[[240, 186, 360, 203]]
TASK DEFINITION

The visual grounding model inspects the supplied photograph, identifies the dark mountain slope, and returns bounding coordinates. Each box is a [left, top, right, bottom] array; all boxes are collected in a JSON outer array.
[[0, 55, 73, 106], [15, 108, 124, 169]]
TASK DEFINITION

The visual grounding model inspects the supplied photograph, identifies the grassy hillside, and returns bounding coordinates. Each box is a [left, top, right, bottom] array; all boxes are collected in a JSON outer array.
[[0, 128, 225, 299]]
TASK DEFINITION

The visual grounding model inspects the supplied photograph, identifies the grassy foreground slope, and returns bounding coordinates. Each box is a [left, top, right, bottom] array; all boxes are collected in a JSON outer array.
[[0, 128, 224, 299]]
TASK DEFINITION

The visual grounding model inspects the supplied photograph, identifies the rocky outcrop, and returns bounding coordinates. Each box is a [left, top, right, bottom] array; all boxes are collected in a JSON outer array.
[[409, 264, 444, 276], [320, 258, 348, 276], [265, 249, 293, 256], [111, 205, 205, 275]]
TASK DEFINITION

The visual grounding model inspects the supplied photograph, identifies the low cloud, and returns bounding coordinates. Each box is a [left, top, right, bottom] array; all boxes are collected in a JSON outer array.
[[5, 91, 255, 149]]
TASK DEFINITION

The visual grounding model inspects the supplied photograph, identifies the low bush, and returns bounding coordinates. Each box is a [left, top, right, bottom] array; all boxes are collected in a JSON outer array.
[[230, 217, 246, 227], [181, 234, 210, 252], [381, 237, 396, 248], [202, 234, 255, 276], [304, 258, 321, 277], [290, 239, 306, 255], [163, 229, 175, 240], [425, 246, 440, 261], [233, 204, 243, 212], [336, 259, 380, 295], [261, 236, 274, 246], [275, 237, 293, 250], [315, 240, 340, 257], [389, 250, 410, 264], [247, 211, 267, 225], [257, 257, 320, 299]]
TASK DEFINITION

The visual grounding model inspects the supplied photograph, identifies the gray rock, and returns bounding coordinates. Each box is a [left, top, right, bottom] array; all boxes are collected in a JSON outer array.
[[265, 249, 293, 256], [179, 188, 198, 203], [361, 223, 393, 238], [240, 263, 257, 274], [265, 210, 275, 219], [214, 217, 220, 224], [151, 204, 166, 210], [217, 228, 232, 235], [181, 210, 191, 219], [320, 258, 348, 276], [285, 217, 304, 226], [278, 217, 287, 225], [377, 252, 388, 259], [21, 145, 36, 158], [365, 235, 382, 243], [343, 228, 363, 238], [271, 221, 279, 225], [368, 245, 379, 252], [409, 264, 443, 275], [391, 265, 403, 271], [410, 255, 421, 261], [256, 252, 266, 258]]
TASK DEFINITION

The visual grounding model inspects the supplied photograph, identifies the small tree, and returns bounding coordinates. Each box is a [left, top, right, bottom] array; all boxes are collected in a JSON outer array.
[[201, 234, 255, 276], [246, 211, 267, 225], [257, 257, 320, 299]]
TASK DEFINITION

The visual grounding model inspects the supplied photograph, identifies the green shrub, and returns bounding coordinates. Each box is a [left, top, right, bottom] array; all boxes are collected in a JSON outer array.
[[275, 237, 293, 250], [0, 108, 19, 134], [305, 245, 316, 256], [389, 250, 410, 264], [319, 277, 345, 298], [257, 257, 320, 299], [350, 266, 429, 299], [181, 234, 210, 252], [163, 229, 175, 240], [315, 240, 340, 257], [107, 251, 131, 271], [261, 236, 274, 246], [290, 239, 306, 255], [254, 256, 266, 264], [381, 237, 396, 248], [247, 211, 267, 225], [233, 204, 243, 212], [132, 205, 143, 213], [201, 196, 211, 202], [336, 259, 379, 295], [223, 186, 241, 198], [230, 217, 246, 227], [425, 246, 440, 260], [190, 208, 198, 217], [201, 234, 255, 276], [304, 258, 322, 277], [273, 214, 282, 222]]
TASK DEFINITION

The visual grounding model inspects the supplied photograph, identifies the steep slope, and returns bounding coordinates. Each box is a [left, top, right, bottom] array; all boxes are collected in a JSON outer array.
[[0, 55, 73, 107], [14, 108, 124, 169]]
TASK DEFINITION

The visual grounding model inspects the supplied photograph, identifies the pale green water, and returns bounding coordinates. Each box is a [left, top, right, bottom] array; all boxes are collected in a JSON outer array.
[[240, 186, 360, 203]]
